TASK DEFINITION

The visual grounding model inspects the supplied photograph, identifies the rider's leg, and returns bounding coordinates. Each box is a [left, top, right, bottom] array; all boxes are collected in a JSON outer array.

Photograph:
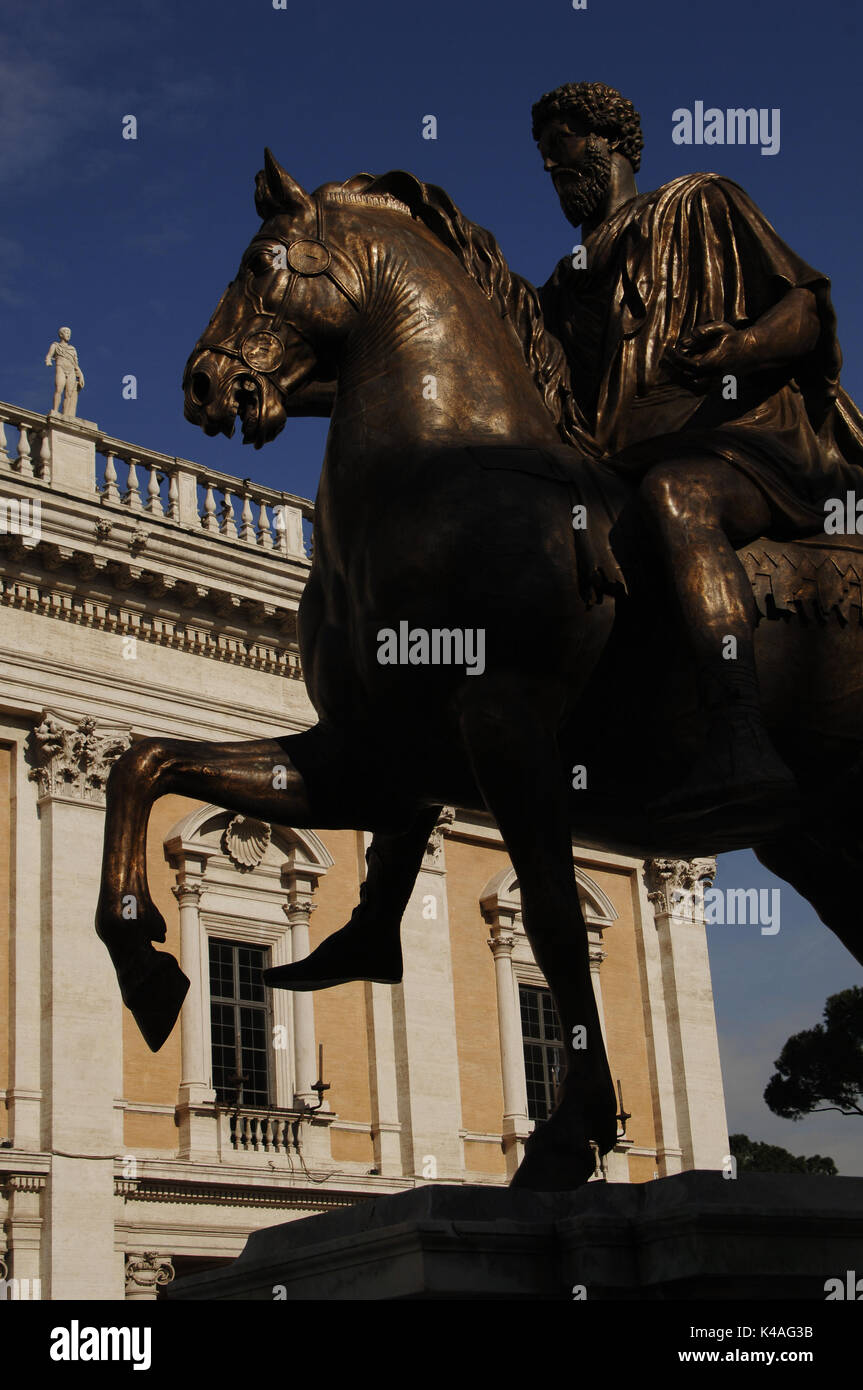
[[639, 454, 797, 813], [264, 806, 443, 990]]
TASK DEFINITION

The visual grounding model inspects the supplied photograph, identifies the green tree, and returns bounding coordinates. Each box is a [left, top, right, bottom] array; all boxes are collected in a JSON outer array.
[[764, 987, 863, 1120], [729, 1133, 837, 1175]]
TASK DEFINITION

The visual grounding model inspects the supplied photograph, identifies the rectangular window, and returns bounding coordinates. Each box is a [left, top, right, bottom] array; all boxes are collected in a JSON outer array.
[[519, 983, 563, 1123], [209, 938, 271, 1106]]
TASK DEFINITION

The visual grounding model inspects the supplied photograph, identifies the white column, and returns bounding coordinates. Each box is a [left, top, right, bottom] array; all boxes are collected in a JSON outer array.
[[282, 856, 333, 1166], [171, 875, 218, 1161], [588, 941, 608, 1045], [174, 882, 207, 1092], [485, 913, 531, 1178], [283, 895, 318, 1107]]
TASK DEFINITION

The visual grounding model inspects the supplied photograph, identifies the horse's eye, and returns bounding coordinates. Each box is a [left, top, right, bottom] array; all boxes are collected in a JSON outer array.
[[248, 250, 274, 277]]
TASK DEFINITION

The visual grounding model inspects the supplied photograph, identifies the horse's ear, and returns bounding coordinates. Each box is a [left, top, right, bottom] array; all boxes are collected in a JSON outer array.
[[255, 149, 314, 219]]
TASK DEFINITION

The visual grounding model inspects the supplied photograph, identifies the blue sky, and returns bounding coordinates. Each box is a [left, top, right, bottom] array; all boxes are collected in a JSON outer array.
[[3, 0, 862, 1171]]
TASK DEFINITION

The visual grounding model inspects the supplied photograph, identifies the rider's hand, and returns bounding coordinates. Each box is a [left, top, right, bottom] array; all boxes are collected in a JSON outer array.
[[664, 322, 748, 393]]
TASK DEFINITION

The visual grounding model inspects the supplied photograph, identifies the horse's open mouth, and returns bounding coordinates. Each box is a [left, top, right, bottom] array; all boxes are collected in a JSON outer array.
[[226, 374, 266, 446]]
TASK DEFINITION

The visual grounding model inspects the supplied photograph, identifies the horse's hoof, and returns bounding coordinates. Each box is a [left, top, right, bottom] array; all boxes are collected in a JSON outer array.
[[510, 1137, 598, 1191], [121, 948, 189, 1052]]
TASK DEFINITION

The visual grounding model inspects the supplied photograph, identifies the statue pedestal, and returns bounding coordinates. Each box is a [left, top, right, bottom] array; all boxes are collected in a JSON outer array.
[[47, 413, 99, 494], [165, 1170, 863, 1300]]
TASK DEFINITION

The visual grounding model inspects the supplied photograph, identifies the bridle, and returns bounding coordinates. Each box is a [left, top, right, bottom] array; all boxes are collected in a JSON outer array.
[[195, 195, 367, 385]]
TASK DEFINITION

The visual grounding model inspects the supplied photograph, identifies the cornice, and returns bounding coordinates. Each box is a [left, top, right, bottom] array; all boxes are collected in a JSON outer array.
[[0, 474, 308, 650], [0, 560, 304, 678], [113, 1177, 378, 1209]]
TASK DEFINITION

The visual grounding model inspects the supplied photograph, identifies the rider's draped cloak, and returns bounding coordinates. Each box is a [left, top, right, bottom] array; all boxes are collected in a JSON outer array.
[[540, 172, 863, 537]]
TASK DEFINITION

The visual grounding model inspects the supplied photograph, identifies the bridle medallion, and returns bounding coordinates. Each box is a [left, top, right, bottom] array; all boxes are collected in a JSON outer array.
[[286, 239, 332, 274], [240, 330, 285, 372]]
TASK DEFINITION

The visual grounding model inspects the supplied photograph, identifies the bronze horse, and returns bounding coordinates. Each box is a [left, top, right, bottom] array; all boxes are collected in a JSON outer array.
[[96, 152, 863, 1190]]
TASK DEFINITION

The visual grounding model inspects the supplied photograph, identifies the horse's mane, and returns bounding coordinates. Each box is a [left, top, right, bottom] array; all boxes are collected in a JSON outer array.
[[333, 170, 599, 458]]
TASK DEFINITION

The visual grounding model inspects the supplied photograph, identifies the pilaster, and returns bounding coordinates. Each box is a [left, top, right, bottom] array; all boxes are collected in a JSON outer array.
[[30, 709, 129, 1298], [645, 857, 729, 1172], [391, 811, 465, 1180]]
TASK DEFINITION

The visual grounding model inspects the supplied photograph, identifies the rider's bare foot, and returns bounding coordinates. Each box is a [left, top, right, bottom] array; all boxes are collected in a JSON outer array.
[[649, 712, 799, 826], [264, 910, 403, 991]]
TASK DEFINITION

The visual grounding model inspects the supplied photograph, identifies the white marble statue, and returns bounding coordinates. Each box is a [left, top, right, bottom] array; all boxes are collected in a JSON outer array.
[[45, 326, 85, 417]]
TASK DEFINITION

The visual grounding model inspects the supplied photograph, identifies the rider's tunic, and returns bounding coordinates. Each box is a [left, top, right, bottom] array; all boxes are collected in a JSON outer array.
[[540, 173, 863, 537]]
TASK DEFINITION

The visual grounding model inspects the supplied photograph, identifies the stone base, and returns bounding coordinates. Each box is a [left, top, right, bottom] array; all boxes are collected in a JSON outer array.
[[166, 1170, 863, 1300]]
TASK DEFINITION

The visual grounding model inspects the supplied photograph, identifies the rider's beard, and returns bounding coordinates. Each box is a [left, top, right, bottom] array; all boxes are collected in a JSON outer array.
[[552, 135, 612, 227]]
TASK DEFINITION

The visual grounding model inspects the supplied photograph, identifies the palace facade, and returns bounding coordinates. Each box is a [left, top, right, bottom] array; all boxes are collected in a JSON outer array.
[[0, 400, 729, 1299]]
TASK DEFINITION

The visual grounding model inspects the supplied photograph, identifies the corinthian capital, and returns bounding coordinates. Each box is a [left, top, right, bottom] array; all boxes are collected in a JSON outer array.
[[28, 710, 131, 804], [644, 856, 717, 918]]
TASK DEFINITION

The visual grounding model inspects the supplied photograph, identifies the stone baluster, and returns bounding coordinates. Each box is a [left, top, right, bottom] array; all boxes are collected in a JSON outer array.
[[257, 499, 274, 549], [124, 457, 142, 511], [201, 480, 219, 532], [15, 423, 33, 477], [102, 450, 120, 504], [272, 505, 287, 555], [145, 462, 163, 515], [39, 432, 52, 483], [167, 470, 179, 521], [220, 486, 238, 539], [240, 491, 255, 542], [0, 417, 8, 466]]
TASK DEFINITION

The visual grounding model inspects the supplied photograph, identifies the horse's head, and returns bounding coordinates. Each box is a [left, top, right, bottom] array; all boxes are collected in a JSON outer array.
[[183, 150, 365, 449]]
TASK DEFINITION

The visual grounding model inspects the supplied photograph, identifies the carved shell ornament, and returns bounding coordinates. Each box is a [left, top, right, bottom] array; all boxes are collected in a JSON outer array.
[[223, 815, 272, 870]]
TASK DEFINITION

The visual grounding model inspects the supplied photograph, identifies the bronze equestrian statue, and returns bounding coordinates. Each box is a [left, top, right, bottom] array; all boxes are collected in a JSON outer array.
[[96, 83, 863, 1191], [265, 81, 863, 997]]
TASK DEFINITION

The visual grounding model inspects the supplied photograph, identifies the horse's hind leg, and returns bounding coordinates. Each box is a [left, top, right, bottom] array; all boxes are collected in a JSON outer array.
[[97, 725, 407, 1050], [458, 678, 617, 1189], [755, 829, 863, 968]]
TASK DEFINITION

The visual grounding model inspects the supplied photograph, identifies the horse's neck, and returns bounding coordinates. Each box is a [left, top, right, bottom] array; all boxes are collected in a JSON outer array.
[[331, 252, 562, 454]]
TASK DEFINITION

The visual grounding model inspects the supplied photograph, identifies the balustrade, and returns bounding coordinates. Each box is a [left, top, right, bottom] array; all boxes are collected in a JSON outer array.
[[0, 399, 313, 561], [222, 1105, 297, 1155]]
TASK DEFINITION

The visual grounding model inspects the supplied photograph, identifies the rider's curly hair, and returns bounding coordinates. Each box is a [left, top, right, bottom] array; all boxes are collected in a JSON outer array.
[[531, 81, 643, 172]]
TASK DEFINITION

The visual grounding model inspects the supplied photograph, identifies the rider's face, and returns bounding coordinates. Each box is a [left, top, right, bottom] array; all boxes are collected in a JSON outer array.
[[537, 117, 593, 171], [537, 117, 612, 228]]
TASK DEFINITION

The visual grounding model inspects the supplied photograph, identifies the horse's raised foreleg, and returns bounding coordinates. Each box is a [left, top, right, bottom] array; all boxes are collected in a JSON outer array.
[[97, 725, 403, 1050], [458, 678, 617, 1190]]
